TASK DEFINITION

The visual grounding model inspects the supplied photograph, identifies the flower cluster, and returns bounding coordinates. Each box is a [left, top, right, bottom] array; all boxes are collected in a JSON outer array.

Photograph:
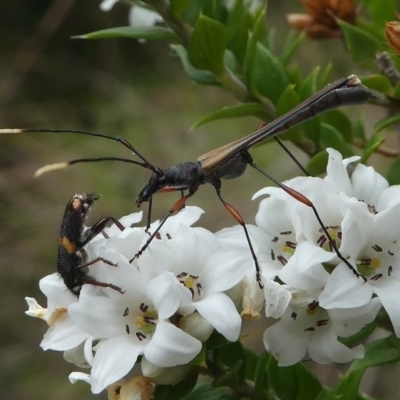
[[26, 148, 400, 396]]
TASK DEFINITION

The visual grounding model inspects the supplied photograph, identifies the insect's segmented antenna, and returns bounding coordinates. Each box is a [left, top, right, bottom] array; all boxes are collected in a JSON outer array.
[[34, 157, 150, 177], [0, 128, 160, 174]]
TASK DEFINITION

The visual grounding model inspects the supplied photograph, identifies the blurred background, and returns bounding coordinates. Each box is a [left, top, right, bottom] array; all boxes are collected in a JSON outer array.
[[0, 1, 396, 399]]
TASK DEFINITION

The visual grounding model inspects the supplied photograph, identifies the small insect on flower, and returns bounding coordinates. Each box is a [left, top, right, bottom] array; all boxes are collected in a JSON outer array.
[[58, 193, 125, 296]]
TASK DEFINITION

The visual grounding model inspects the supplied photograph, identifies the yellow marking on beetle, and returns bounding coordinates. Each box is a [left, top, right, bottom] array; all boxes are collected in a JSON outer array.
[[60, 236, 77, 254]]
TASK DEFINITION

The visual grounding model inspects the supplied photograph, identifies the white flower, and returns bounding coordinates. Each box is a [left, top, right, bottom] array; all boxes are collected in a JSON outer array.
[[26, 274, 90, 351], [68, 263, 201, 393], [263, 289, 381, 366], [139, 222, 245, 342]]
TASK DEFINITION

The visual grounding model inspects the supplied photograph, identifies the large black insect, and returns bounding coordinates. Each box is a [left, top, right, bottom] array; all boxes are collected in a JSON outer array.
[[58, 193, 124, 296], [2, 75, 375, 285]]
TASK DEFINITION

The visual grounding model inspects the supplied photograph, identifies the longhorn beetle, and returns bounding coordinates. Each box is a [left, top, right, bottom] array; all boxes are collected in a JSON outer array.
[[1, 75, 375, 286], [58, 193, 125, 296]]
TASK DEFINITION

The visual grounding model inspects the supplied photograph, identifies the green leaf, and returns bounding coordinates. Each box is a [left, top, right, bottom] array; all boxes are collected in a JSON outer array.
[[322, 110, 352, 143], [320, 63, 333, 86], [182, 383, 241, 400], [154, 369, 199, 400], [359, 0, 398, 25], [188, 15, 228, 74], [254, 352, 271, 398], [171, 44, 221, 86], [361, 74, 393, 95], [299, 67, 320, 101], [339, 321, 377, 347], [353, 116, 366, 141], [281, 30, 306, 67], [252, 44, 289, 104], [387, 156, 400, 185], [191, 103, 267, 130], [319, 123, 354, 158], [374, 114, 400, 134], [307, 150, 329, 176], [243, 9, 267, 91], [336, 335, 400, 398], [267, 357, 325, 400], [226, 0, 252, 66], [170, 0, 191, 20], [337, 19, 385, 70], [73, 26, 180, 42]]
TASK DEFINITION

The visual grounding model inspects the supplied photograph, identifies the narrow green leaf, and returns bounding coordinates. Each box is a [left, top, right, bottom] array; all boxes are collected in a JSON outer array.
[[226, 0, 252, 66], [336, 335, 400, 398], [387, 157, 400, 185], [188, 15, 228, 74], [254, 352, 271, 398], [182, 383, 241, 400], [171, 44, 221, 86], [359, 0, 398, 25], [374, 114, 400, 134], [307, 151, 329, 176], [320, 63, 333, 86], [243, 9, 267, 90], [281, 30, 306, 66], [337, 19, 385, 70], [267, 357, 324, 400], [191, 103, 266, 130], [361, 74, 393, 95], [73, 26, 180, 41], [359, 132, 384, 164], [319, 123, 354, 158], [353, 116, 366, 141], [252, 44, 289, 104], [322, 110, 352, 143], [299, 67, 320, 101]]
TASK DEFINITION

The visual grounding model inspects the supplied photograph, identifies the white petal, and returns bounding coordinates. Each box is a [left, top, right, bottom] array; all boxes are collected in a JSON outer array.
[[325, 148, 353, 195], [68, 296, 125, 338], [351, 164, 388, 206], [264, 280, 291, 318], [129, 6, 163, 27], [40, 312, 88, 351], [201, 249, 249, 293], [195, 292, 241, 341], [372, 278, 400, 336], [146, 272, 191, 319], [308, 328, 364, 363], [263, 318, 309, 366], [319, 264, 373, 309], [100, 0, 119, 11], [91, 335, 143, 393], [329, 297, 381, 337], [39, 273, 77, 308], [376, 185, 400, 211], [69, 371, 91, 384], [278, 242, 332, 290], [145, 321, 201, 367]]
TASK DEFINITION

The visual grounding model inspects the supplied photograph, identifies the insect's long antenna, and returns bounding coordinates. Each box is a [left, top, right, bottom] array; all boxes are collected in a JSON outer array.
[[248, 159, 366, 282], [34, 157, 151, 177], [0, 128, 159, 173]]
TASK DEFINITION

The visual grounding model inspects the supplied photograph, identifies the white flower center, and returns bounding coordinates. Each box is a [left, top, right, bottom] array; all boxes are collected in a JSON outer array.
[[177, 272, 202, 299], [123, 303, 158, 341]]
